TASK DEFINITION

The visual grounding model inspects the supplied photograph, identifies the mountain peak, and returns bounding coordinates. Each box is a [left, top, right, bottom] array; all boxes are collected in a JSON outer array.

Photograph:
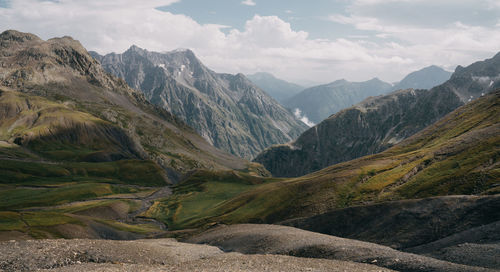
[[368, 77, 383, 82], [171, 48, 192, 54], [392, 65, 452, 91], [96, 47, 307, 158], [126, 44, 146, 54], [248, 72, 275, 80], [0, 30, 41, 44], [331, 79, 348, 85]]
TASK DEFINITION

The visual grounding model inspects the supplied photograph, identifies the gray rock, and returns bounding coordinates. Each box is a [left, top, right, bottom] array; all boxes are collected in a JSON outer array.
[[92, 47, 307, 159]]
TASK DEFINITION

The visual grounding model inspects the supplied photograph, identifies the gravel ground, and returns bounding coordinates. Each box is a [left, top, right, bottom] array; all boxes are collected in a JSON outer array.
[[188, 224, 498, 272], [42, 253, 395, 272], [422, 243, 500, 269], [0, 238, 392, 272]]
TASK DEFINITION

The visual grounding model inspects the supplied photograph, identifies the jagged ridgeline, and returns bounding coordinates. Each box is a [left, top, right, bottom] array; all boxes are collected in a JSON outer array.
[[255, 52, 500, 177], [0, 30, 261, 185], [91, 47, 308, 159]]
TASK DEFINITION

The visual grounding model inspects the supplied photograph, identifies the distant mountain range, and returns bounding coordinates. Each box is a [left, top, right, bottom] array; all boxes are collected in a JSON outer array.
[[91, 48, 307, 159], [280, 65, 452, 124], [254, 53, 500, 177], [283, 78, 392, 124], [392, 65, 452, 91], [246, 72, 304, 103]]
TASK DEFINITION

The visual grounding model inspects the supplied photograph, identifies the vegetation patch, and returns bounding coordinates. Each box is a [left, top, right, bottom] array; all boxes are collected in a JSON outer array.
[[145, 170, 279, 230]]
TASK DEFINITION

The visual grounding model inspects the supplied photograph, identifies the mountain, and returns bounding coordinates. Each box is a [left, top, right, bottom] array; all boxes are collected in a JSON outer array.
[[246, 72, 304, 103], [0, 30, 275, 240], [0, 30, 252, 181], [392, 65, 452, 91], [283, 78, 392, 123], [254, 52, 500, 177], [155, 89, 500, 231], [91, 47, 307, 159]]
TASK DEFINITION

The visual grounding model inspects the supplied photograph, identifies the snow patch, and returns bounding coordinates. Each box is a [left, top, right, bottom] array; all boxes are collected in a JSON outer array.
[[172, 48, 189, 53], [294, 108, 315, 127]]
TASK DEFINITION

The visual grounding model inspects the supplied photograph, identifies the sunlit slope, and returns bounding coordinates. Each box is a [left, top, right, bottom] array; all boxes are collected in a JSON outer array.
[[153, 90, 499, 229]]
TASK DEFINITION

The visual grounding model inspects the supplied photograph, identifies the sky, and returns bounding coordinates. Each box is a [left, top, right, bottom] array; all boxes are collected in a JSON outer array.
[[0, 0, 499, 85]]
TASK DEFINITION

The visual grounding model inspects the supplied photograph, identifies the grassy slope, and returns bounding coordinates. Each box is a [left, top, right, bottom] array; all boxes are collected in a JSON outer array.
[[144, 170, 281, 230], [0, 31, 264, 239], [148, 91, 499, 229]]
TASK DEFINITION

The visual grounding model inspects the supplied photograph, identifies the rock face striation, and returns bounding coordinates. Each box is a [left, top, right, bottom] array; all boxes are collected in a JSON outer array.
[[255, 52, 500, 177], [91, 47, 307, 159]]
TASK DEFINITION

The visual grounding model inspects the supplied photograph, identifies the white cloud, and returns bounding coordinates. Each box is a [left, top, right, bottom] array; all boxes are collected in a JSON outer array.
[[327, 12, 500, 73], [241, 0, 256, 6], [0, 0, 499, 84], [293, 108, 315, 127]]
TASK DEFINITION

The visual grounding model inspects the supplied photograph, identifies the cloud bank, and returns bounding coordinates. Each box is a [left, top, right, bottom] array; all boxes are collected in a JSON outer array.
[[0, 0, 499, 84]]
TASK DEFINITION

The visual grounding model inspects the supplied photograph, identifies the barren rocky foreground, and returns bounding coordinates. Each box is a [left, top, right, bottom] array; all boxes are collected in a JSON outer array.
[[0, 237, 393, 272], [2, 224, 498, 272]]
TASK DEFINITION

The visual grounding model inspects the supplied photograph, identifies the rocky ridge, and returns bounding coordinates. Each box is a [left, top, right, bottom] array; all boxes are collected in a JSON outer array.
[[255, 52, 500, 177], [92, 47, 307, 159]]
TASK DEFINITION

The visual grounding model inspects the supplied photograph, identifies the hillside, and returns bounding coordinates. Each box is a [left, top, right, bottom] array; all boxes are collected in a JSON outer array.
[[246, 72, 304, 103], [151, 89, 499, 230], [283, 78, 392, 123], [92, 47, 307, 159], [255, 52, 500, 177], [0, 30, 264, 240]]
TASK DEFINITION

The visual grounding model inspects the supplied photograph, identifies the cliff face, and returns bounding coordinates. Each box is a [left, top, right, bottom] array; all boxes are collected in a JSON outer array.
[[254, 52, 500, 177], [0, 30, 251, 183], [92, 47, 307, 159]]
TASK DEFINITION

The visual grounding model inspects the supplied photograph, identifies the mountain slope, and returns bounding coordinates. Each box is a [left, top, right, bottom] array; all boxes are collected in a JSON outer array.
[[283, 78, 392, 123], [392, 65, 452, 91], [0, 30, 249, 180], [246, 72, 304, 103], [92, 47, 307, 159], [152, 89, 500, 230], [255, 52, 500, 177]]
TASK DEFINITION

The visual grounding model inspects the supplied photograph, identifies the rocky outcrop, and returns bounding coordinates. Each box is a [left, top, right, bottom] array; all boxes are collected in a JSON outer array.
[[92, 47, 307, 159], [255, 52, 500, 177]]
